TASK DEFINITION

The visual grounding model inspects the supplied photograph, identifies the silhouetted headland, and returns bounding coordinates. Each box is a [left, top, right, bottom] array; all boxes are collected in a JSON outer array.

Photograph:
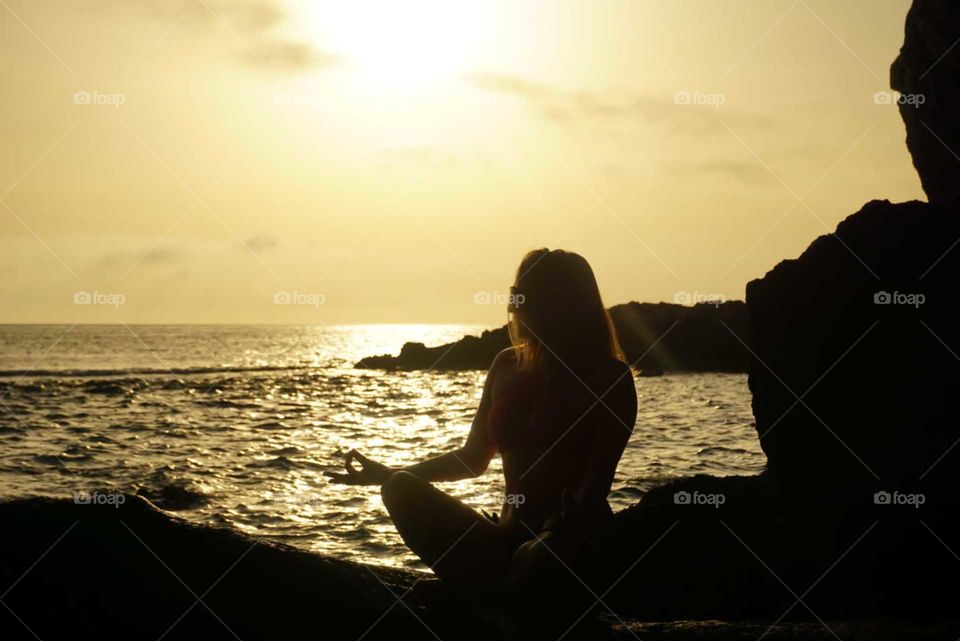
[[356, 301, 751, 374]]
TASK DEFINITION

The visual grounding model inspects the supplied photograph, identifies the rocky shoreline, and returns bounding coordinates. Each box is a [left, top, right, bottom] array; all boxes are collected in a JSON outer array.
[[356, 301, 751, 374], [3, 480, 958, 640]]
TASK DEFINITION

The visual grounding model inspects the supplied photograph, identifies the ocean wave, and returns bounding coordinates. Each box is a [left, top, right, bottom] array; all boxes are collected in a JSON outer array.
[[136, 483, 212, 511], [0, 364, 315, 380], [696, 445, 761, 456]]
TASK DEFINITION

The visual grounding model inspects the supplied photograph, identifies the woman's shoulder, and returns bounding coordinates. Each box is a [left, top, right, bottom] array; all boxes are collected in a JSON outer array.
[[581, 358, 636, 404], [486, 347, 522, 391], [591, 357, 634, 384], [608, 357, 633, 376], [490, 346, 521, 375]]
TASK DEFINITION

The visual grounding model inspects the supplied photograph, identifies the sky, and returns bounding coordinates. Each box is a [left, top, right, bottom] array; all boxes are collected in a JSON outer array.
[[0, 0, 923, 325]]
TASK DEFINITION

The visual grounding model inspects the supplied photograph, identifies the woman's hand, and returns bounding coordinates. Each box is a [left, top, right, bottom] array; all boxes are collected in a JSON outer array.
[[325, 449, 394, 485]]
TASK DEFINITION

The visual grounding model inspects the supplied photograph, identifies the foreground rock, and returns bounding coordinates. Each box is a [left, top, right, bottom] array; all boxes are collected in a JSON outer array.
[[3, 489, 958, 640], [356, 302, 750, 373], [0, 496, 429, 641], [604, 475, 960, 622]]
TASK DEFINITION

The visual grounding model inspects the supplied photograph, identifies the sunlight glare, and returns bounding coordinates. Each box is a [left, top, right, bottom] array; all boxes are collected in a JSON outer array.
[[301, 1, 489, 89]]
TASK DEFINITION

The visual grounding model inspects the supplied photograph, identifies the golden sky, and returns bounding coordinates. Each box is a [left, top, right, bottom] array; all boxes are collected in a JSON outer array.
[[0, 0, 922, 324]]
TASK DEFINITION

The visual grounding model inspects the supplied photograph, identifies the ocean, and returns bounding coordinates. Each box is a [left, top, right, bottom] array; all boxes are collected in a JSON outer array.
[[0, 324, 766, 569]]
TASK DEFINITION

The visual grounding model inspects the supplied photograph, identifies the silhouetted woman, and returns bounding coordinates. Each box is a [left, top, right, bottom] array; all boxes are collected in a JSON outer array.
[[328, 249, 637, 591]]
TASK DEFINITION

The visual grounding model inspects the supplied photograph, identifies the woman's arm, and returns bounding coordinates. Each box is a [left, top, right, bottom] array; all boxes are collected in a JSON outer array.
[[326, 348, 514, 485]]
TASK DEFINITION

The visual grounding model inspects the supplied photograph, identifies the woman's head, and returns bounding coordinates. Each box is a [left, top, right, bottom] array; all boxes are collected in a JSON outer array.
[[508, 248, 624, 369]]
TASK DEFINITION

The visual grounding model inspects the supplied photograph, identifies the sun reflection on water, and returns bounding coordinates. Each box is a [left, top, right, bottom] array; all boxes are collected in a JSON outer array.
[[0, 325, 765, 570]]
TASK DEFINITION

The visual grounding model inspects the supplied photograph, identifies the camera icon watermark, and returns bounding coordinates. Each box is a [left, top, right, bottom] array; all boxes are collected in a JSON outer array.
[[673, 290, 725, 307], [872, 91, 925, 108], [673, 90, 726, 109], [73, 90, 126, 108], [873, 490, 925, 508], [273, 290, 325, 308], [873, 290, 925, 308], [74, 490, 126, 508], [73, 290, 125, 308], [673, 490, 725, 508]]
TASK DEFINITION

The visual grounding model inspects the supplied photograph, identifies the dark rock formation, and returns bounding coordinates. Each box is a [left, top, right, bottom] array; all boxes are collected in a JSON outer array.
[[4, 489, 958, 640], [604, 475, 960, 622], [356, 302, 750, 373], [891, 0, 960, 202], [611, 302, 749, 373], [746, 198, 960, 500], [0, 496, 430, 641], [357, 327, 511, 371]]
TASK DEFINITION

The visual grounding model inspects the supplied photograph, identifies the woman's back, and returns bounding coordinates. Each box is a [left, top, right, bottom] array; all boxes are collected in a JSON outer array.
[[490, 354, 636, 535]]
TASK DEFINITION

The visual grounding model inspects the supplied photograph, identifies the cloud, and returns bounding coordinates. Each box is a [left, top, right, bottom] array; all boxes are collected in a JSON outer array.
[[467, 74, 554, 101], [82, 0, 283, 33], [98, 245, 185, 270], [464, 72, 773, 133], [82, 0, 337, 72], [236, 39, 339, 71], [216, 0, 285, 34], [669, 160, 777, 185], [243, 233, 278, 252]]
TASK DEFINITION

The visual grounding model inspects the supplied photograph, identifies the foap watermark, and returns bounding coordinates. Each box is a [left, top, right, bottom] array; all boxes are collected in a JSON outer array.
[[73, 90, 126, 108], [674, 291, 725, 307], [873, 91, 925, 108], [267, 489, 323, 508], [874, 290, 925, 308], [874, 490, 925, 508], [473, 290, 525, 307], [74, 290, 125, 308], [504, 493, 526, 507], [274, 290, 325, 308], [674, 90, 726, 109], [674, 490, 725, 508], [74, 490, 126, 508]]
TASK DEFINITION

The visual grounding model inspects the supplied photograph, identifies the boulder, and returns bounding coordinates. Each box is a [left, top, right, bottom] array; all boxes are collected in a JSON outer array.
[[604, 474, 960, 621], [891, 0, 960, 202], [746, 198, 960, 500], [0, 495, 437, 641]]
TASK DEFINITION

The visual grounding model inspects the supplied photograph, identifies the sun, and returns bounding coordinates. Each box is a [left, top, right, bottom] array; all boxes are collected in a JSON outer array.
[[300, 1, 489, 89]]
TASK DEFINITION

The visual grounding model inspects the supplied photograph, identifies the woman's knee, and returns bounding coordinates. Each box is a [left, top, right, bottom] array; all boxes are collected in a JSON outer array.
[[380, 470, 422, 513]]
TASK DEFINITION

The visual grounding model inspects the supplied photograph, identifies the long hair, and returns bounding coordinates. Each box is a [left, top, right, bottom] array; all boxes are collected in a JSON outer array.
[[508, 248, 624, 370]]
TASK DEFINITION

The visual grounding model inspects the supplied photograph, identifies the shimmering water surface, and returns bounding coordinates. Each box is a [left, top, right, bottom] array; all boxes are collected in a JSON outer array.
[[0, 325, 766, 569]]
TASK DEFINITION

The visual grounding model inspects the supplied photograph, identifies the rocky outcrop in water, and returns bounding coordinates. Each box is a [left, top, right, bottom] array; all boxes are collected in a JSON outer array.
[[357, 327, 511, 371], [356, 302, 750, 373], [891, 0, 960, 202]]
